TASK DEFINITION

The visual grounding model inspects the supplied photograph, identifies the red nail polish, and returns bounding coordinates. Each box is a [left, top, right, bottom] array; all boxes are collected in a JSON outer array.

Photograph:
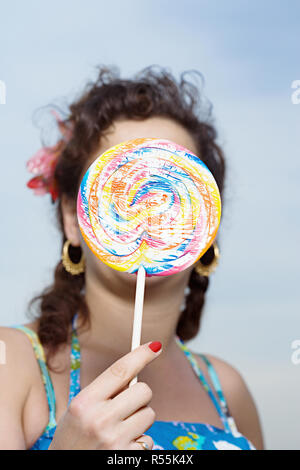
[[149, 341, 162, 353]]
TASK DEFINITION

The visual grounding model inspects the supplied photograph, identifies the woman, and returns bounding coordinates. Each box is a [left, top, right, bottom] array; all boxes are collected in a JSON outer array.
[[0, 66, 264, 450]]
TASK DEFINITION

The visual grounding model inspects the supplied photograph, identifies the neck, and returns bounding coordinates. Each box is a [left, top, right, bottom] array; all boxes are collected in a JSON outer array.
[[77, 266, 190, 362]]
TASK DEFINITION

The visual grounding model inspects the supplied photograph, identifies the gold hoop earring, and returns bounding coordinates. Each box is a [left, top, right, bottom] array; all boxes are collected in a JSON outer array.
[[194, 242, 220, 277], [62, 240, 85, 275]]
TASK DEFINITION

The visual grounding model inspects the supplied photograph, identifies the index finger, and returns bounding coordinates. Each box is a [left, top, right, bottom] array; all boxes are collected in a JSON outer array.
[[82, 341, 162, 401]]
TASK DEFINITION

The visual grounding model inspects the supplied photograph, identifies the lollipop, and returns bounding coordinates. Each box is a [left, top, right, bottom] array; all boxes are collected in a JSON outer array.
[[77, 138, 221, 382], [77, 138, 221, 275]]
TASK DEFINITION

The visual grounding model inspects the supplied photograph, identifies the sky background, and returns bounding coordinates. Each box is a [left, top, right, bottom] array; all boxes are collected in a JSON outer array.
[[0, 0, 299, 449]]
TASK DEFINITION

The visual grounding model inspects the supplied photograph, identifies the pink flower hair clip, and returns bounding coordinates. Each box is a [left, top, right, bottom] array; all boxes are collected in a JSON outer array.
[[26, 110, 72, 203]]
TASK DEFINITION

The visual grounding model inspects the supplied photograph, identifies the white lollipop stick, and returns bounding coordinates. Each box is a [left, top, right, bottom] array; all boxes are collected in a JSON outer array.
[[129, 265, 146, 386]]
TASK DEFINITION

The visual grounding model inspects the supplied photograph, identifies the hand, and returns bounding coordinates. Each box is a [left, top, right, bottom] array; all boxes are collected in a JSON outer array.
[[48, 341, 162, 450]]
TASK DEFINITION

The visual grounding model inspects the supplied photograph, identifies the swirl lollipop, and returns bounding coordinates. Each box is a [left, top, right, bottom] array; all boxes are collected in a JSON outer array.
[[77, 138, 221, 381]]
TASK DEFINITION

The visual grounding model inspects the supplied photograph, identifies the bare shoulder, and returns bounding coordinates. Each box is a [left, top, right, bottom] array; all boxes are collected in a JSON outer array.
[[0, 323, 39, 366], [194, 352, 264, 450], [0, 322, 42, 393], [0, 324, 40, 397], [0, 325, 38, 449]]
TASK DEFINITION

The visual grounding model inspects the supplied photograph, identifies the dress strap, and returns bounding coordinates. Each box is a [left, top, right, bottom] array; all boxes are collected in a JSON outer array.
[[175, 337, 238, 434], [11, 325, 56, 431], [68, 313, 81, 405], [197, 353, 239, 435]]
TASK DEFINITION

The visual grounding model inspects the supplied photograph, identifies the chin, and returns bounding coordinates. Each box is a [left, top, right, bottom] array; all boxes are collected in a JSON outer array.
[[94, 258, 187, 287], [114, 268, 171, 286]]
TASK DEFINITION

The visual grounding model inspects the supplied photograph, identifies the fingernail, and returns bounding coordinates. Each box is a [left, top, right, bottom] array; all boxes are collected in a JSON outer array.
[[148, 341, 162, 353]]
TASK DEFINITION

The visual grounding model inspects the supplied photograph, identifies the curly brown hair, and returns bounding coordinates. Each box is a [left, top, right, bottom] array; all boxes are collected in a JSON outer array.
[[28, 65, 226, 367]]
